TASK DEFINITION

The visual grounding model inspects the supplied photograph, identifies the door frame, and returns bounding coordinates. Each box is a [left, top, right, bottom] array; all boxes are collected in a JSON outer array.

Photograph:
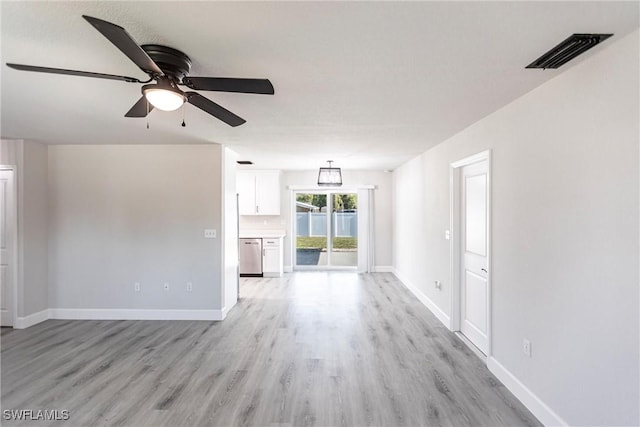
[[291, 188, 359, 271], [449, 150, 492, 358], [0, 165, 18, 328]]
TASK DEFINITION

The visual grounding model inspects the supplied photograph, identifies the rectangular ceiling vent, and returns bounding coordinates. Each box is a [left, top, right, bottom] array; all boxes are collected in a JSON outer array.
[[526, 33, 613, 69]]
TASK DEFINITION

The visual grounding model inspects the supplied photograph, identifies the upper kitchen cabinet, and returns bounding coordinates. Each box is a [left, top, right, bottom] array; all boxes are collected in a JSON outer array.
[[237, 170, 281, 215]]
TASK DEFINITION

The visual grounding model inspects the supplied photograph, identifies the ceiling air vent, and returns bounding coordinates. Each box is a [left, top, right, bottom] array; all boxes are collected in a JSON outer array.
[[526, 33, 613, 69]]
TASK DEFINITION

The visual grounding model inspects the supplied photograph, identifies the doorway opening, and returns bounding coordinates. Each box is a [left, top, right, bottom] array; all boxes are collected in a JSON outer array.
[[294, 191, 358, 269], [450, 150, 491, 358], [0, 167, 17, 327]]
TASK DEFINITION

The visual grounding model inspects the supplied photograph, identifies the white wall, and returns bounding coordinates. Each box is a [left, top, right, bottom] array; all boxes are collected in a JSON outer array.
[[0, 139, 21, 165], [393, 30, 639, 426], [240, 169, 393, 270], [21, 141, 49, 316], [47, 145, 224, 313]]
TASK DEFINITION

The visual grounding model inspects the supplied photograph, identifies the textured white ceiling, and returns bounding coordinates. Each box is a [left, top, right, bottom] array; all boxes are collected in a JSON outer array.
[[1, 1, 638, 170]]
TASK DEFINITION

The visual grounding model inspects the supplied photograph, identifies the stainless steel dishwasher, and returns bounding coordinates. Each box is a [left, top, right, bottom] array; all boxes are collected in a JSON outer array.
[[239, 238, 262, 276]]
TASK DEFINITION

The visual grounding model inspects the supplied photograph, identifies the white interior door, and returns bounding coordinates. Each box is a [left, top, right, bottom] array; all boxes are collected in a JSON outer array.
[[460, 161, 488, 354], [0, 169, 15, 326]]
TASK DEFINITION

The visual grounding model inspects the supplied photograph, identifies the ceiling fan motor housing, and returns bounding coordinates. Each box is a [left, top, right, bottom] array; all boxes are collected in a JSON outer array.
[[141, 44, 191, 81]]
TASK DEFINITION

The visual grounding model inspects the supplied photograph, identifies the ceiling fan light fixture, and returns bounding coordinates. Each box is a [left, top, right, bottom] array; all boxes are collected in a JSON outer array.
[[142, 83, 185, 111], [318, 160, 342, 187]]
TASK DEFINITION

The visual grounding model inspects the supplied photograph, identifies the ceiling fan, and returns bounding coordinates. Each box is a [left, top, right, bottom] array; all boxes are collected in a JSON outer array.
[[6, 15, 274, 127]]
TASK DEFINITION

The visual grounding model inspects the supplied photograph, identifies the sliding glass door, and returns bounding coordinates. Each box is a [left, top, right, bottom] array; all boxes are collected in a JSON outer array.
[[295, 192, 357, 269]]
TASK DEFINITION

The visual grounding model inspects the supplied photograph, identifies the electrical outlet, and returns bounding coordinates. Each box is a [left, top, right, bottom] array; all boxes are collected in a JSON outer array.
[[164, 282, 170, 291], [523, 339, 532, 357], [204, 229, 216, 238], [186, 282, 192, 292], [134, 282, 141, 292]]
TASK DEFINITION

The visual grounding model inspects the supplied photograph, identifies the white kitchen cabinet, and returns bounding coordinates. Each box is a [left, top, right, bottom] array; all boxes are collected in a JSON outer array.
[[262, 237, 283, 277], [237, 172, 256, 215], [254, 172, 281, 215], [237, 170, 281, 215]]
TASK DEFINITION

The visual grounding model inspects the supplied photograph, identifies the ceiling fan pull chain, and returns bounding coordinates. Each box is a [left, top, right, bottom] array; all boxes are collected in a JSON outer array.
[[181, 103, 186, 127], [146, 99, 150, 129]]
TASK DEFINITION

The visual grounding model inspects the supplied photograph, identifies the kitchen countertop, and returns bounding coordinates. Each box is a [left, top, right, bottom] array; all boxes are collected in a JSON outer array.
[[239, 229, 286, 239]]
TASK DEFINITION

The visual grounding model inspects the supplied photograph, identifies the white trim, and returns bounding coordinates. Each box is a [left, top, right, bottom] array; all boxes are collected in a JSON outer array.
[[393, 268, 450, 327], [287, 184, 375, 191], [450, 164, 460, 332], [291, 188, 363, 271], [284, 265, 293, 273], [220, 304, 234, 320], [451, 150, 491, 168], [373, 265, 394, 273], [450, 149, 492, 356], [14, 308, 228, 326], [14, 308, 49, 329], [454, 331, 486, 362], [488, 357, 568, 427], [49, 308, 224, 321]]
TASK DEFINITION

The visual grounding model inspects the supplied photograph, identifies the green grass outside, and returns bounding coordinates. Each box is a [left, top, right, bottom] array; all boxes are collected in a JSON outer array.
[[296, 237, 357, 250]]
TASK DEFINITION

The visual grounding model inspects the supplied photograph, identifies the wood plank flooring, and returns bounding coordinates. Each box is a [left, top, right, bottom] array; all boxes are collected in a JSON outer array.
[[1, 272, 542, 426]]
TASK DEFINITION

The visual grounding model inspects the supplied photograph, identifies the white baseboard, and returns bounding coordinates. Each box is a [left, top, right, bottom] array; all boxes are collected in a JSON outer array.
[[488, 357, 567, 427], [263, 272, 282, 278], [13, 308, 226, 328], [14, 309, 49, 329], [393, 267, 565, 426], [285, 265, 392, 273], [49, 308, 224, 321], [392, 268, 451, 328], [220, 303, 236, 320]]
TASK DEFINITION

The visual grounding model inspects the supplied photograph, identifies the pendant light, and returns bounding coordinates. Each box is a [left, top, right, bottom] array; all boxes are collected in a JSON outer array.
[[317, 160, 342, 187]]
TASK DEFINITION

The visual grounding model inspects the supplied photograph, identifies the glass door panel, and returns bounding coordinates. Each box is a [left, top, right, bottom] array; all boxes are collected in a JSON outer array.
[[295, 193, 327, 266], [330, 193, 357, 267]]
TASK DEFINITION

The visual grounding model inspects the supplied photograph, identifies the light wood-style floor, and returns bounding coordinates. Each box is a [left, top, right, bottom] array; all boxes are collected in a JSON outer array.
[[1, 272, 541, 427]]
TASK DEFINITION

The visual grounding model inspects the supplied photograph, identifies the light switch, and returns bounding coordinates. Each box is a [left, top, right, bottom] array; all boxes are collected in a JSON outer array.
[[445, 230, 450, 240], [204, 229, 217, 238]]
